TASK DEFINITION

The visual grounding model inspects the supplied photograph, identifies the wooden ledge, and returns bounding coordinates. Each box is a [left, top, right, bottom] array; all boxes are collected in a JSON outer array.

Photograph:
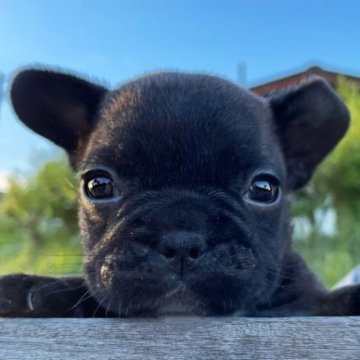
[[1, 317, 360, 359]]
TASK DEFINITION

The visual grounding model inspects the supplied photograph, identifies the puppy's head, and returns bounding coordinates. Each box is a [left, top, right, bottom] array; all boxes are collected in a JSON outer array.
[[10, 69, 349, 316]]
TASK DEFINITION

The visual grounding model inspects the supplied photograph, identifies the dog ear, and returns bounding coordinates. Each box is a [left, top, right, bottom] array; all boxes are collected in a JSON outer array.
[[267, 76, 350, 189], [10, 69, 107, 163]]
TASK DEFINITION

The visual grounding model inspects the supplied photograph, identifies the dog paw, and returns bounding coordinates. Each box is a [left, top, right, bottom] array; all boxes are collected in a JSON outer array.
[[344, 284, 360, 316], [315, 284, 360, 316], [0, 273, 91, 317]]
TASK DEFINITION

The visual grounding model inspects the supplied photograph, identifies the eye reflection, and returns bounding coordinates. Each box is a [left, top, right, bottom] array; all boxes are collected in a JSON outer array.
[[248, 176, 279, 203], [85, 176, 114, 199]]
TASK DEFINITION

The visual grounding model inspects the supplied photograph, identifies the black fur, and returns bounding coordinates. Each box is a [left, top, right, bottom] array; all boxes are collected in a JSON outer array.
[[1, 68, 358, 317]]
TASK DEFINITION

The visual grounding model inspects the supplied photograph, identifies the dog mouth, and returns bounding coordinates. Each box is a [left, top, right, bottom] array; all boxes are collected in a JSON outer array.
[[95, 266, 207, 316], [91, 236, 260, 317]]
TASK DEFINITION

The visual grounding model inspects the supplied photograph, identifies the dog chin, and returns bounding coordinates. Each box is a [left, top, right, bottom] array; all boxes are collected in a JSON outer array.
[[113, 283, 207, 317], [155, 286, 207, 316]]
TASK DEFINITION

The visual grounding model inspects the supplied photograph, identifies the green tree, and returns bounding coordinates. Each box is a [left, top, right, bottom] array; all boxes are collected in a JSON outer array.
[[293, 78, 360, 286], [0, 158, 82, 275]]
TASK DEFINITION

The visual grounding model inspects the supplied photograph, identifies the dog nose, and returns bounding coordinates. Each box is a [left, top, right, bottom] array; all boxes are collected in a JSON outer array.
[[159, 231, 205, 277]]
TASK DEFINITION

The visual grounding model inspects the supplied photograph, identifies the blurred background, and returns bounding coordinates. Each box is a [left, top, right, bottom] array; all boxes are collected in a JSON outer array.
[[1, 0, 360, 287]]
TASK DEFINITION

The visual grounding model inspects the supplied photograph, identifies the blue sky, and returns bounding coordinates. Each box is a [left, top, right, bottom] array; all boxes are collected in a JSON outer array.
[[1, 0, 360, 184]]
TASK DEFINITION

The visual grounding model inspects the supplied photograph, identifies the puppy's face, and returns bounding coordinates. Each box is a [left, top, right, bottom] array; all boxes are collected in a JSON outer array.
[[79, 74, 287, 316], [10, 70, 349, 316]]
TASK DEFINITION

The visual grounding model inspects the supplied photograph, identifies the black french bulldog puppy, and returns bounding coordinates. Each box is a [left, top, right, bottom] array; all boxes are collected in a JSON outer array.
[[1, 68, 359, 317]]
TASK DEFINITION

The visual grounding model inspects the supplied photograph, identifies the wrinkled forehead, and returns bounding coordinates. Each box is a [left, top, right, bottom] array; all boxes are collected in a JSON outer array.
[[82, 73, 284, 187]]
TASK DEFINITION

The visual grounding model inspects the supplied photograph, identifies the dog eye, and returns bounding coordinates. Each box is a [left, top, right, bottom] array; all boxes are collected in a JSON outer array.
[[85, 175, 114, 200], [248, 176, 279, 203]]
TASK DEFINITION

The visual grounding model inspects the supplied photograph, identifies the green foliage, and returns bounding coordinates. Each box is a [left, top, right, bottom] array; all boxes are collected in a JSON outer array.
[[0, 158, 83, 275], [293, 78, 360, 287]]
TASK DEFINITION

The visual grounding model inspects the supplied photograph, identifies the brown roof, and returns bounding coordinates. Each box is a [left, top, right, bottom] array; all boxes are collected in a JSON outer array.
[[250, 66, 360, 96]]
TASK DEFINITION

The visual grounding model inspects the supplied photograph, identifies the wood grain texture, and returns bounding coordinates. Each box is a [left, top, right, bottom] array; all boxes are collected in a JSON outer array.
[[1, 317, 360, 360]]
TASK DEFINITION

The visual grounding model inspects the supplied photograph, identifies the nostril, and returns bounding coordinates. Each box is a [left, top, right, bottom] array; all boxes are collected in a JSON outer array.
[[161, 245, 201, 260], [162, 246, 176, 259], [159, 231, 206, 263], [189, 247, 200, 259]]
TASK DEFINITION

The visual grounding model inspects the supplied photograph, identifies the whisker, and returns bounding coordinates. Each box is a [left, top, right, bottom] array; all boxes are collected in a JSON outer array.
[[69, 288, 93, 310], [39, 284, 86, 297], [92, 295, 107, 317], [33, 279, 85, 296], [106, 297, 115, 317]]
